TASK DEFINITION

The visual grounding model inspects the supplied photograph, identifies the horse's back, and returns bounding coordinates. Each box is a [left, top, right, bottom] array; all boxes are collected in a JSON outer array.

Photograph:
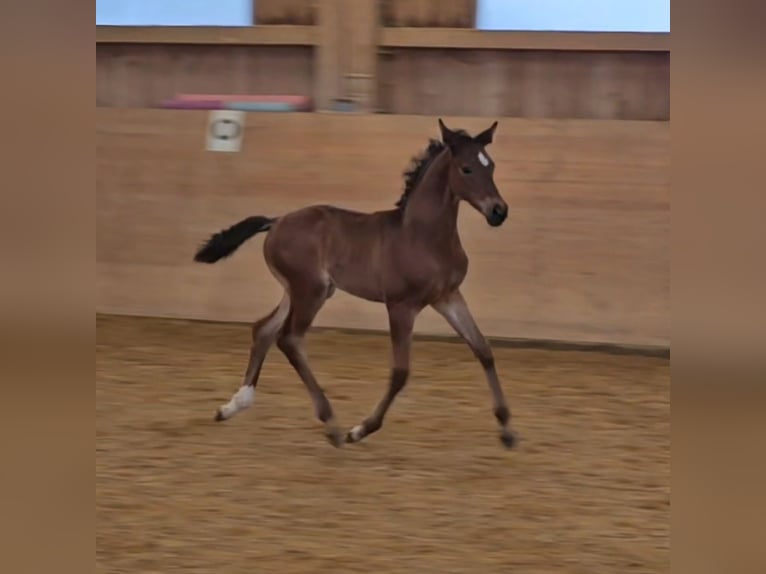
[[271, 203, 393, 239]]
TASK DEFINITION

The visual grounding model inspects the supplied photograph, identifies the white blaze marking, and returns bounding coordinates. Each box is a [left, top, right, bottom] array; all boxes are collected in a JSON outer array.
[[478, 151, 490, 167]]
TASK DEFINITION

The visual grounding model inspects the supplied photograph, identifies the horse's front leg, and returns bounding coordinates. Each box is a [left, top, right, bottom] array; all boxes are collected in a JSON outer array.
[[345, 302, 420, 444], [432, 290, 516, 448]]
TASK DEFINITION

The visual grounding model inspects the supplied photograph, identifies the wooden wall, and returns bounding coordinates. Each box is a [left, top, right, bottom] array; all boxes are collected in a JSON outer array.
[[96, 44, 313, 107], [96, 8, 669, 119], [380, 0, 476, 27], [378, 49, 669, 120], [96, 41, 669, 120], [97, 109, 669, 348], [255, 0, 316, 25]]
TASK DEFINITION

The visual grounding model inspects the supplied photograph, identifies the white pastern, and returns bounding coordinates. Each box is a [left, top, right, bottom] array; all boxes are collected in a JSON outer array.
[[218, 385, 255, 419], [349, 424, 366, 442]]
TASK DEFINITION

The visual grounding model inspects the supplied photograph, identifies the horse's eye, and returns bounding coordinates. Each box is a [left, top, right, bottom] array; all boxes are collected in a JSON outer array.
[[460, 166, 472, 176]]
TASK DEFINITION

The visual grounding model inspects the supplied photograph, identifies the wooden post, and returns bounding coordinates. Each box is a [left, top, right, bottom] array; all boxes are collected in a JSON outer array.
[[341, 0, 379, 112], [313, 0, 341, 110]]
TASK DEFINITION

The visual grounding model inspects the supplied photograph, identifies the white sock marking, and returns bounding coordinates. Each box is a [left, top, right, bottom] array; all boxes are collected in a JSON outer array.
[[350, 424, 365, 442], [218, 294, 290, 420], [219, 385, 255, 420]]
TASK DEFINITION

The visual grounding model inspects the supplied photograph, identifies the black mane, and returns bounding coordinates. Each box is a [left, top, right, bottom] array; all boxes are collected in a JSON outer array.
[[396, 130, 471, 209]]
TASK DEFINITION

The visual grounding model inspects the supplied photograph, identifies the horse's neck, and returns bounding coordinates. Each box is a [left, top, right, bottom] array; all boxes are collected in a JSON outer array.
[[402, 150, 459, 236]]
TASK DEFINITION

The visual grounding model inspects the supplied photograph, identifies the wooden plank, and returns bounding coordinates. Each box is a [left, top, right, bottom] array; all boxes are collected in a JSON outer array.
[[254, 0, 315, 25], [377, 48, 669, 120], [96, 25, 316, 46], [341, 0, 379, 111], [380, 28, 670, 52], [313, 0, 341, 110], [96, 44, 313, 107], [97, 109, 669, 347], [381, 0, 476, 27]]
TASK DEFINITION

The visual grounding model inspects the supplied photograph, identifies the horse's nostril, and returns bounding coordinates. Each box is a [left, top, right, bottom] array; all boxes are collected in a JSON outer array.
[[487, 203, 508, 227]]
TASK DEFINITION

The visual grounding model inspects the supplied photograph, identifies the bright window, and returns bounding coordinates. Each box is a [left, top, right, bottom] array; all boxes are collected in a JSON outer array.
[[96, 0, 254, 26], [476, 0, 670, 32]]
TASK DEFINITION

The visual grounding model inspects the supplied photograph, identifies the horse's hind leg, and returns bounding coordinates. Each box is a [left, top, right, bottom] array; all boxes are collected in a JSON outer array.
[[215, 293, 290, 421], [276, 282, 343, 447]]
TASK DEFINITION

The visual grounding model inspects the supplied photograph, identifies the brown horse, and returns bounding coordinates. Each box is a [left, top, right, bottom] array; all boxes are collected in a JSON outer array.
[[194, 118, 515, 448]]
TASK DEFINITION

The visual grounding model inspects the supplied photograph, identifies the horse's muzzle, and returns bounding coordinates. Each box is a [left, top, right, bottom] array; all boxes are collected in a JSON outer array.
[[486, 203, 508, 227]]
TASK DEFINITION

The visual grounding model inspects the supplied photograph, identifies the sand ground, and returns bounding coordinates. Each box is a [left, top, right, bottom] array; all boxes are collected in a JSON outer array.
[[96, 315, 669, 573]]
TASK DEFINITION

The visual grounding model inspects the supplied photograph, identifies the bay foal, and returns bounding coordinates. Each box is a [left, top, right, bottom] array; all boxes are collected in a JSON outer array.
[[194, 119, 515, 448]]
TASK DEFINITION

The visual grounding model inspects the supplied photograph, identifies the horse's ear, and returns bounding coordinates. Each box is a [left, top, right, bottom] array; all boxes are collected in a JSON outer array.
[[474, 121, 498, 146], [438, 118, 459, 151]]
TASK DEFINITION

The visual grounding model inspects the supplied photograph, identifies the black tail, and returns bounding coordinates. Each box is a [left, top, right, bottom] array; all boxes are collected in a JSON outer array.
[[193, 215, 275, 263]]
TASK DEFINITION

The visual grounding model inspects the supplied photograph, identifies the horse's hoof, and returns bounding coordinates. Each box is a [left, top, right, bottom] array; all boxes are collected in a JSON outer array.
[[345, 424, 365, 444], [500, 430, 516, 449], [214, 408, 226, 422], [325, 429, 344, 448]]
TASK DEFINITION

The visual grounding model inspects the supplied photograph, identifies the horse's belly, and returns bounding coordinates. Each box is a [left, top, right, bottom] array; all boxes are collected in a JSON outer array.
[[332, 272, 385, 303]]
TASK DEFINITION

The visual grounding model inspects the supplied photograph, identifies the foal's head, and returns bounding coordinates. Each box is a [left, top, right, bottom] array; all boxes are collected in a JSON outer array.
[[438, 118, 508, 227]]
